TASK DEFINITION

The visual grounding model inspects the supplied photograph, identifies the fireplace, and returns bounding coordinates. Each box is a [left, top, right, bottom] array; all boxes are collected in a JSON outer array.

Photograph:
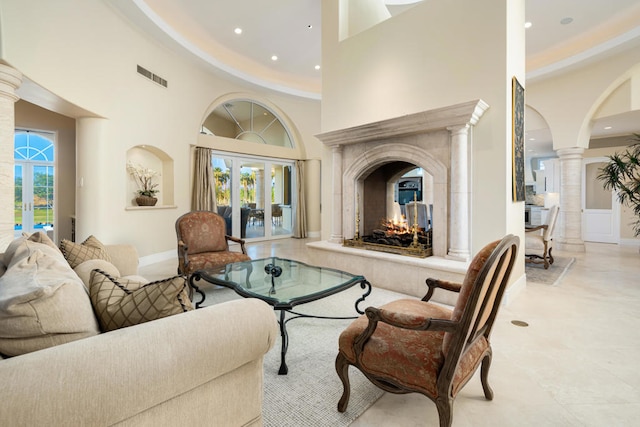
[[308, 100, 489, 302], [343, 161, 433, 257]]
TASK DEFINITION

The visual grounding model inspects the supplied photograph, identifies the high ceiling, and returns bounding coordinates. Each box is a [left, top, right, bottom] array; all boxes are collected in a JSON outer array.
[[110, 0, 640, 156]]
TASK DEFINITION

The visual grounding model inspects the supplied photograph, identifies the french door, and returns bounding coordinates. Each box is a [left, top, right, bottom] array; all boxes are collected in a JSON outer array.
[[212, 152, 294, 240], [14, 130, 55, 238]]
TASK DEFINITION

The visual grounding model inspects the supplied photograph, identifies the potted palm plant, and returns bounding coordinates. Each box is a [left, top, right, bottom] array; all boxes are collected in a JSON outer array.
[[127, 161, 160, 206], [597, 134, 640, 237]]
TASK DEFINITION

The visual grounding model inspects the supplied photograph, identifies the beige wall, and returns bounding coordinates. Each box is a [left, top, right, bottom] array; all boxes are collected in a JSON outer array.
[[321, 0, 526, 262], [0, 0, 321, 256], [14, 100, 75, 243], [526, 52, 640, 153], [526, 50, 640, 246]]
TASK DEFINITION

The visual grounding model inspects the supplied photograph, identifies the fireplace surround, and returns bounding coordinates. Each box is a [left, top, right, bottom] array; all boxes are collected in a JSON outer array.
[[307, 99, 490, 302]]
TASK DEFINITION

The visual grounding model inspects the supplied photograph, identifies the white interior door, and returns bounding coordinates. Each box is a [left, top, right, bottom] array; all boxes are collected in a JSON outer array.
[[582, 158, 619, 243]]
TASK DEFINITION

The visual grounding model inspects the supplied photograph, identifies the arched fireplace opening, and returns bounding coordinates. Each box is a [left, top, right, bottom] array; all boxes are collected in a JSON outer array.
[[345, 161, 435, 257]]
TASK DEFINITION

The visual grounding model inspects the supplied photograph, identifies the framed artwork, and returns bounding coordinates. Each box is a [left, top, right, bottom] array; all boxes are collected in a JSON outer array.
[[512, 76, 525, 202]]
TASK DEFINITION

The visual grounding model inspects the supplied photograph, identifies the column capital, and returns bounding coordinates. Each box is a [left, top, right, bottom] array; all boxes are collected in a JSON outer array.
[[0, 64, 22, 102], [446, 124, 470, 136], [556, 147, 584, 159]]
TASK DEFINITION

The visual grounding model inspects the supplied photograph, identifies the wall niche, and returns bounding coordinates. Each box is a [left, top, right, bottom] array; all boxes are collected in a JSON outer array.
[[126, 145, 175, 208]]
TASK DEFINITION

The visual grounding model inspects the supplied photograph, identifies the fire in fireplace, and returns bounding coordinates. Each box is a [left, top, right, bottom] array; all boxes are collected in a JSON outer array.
[[344, 198, 433, 258]]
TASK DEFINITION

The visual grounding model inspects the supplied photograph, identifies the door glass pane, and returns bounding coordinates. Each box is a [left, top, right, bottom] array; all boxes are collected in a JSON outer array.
[[14, 164, 23, 235], [242, 161, 265, 239], [213, 157, 233, 236], [585, 163, 611, 209], [271, 164, 293, 236], [33, 165, 55, 230], [14, 130, 56, 238]]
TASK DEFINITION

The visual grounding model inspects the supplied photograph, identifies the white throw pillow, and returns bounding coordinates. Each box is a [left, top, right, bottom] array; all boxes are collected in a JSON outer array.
[[0, 240, 100, 357]]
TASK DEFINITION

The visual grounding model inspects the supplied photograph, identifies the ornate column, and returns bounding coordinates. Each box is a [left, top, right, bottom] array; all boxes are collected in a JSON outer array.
[[330, 145, 343, 243], [0, 65, 23, 251], [556, 147, 585, 252], [446, 124, 470, 261]]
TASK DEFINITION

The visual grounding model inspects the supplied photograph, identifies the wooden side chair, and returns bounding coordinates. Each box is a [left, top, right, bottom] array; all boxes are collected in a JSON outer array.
[[335, 234, 519, 427], [525, 204, 559, 269]]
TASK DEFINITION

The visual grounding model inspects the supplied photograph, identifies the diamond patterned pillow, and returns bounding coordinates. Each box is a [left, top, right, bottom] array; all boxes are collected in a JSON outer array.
[[89, 269, 194, 332], [60, 235, 112, 269]]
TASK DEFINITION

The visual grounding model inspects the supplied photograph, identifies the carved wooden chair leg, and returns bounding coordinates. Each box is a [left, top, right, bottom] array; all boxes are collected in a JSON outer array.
[[435, 397, 453, 427], [548, 247, 554, 265], [480, 353, 494, 400], [335, 353, 351, 412]]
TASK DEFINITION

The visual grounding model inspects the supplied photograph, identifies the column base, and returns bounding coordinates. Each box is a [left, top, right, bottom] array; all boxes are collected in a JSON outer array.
[[446, 250, 470, 262], [556, 239, 585, 253]]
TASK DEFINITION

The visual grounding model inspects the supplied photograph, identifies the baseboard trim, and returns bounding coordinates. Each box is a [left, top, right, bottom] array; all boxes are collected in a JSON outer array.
[[619, 238, 640, 247]]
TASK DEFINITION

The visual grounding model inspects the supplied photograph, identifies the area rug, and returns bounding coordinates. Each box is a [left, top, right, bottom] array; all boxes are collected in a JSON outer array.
[[200, 285, 405, 427], [525, 256, 575, 285]]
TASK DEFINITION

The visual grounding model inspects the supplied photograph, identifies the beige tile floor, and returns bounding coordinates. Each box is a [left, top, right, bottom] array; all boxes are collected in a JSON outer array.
[[140, 239, 640, 426]]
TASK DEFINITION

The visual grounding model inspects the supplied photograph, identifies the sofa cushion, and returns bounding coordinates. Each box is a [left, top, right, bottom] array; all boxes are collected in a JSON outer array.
[[89, 269, 194, 332], [26, 231, 59, 251], [3, 235, 27, 267], [0, 240, 100, 357], [59, 235, 112, 269], [3, 232, 59, 270]]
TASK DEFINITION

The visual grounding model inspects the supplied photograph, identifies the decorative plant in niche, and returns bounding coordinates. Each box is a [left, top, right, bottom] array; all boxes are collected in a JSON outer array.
[[127, 161, 160, 206], [597, 134, 640, 237]]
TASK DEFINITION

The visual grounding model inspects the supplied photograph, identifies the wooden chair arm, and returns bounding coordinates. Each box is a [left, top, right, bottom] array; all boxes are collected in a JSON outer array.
[[525, 225, 547, 233], [353, 306, 456, 357], [225, 235, 248, 254], [422, 278, 462, 302], [177, 240, 189, 275]]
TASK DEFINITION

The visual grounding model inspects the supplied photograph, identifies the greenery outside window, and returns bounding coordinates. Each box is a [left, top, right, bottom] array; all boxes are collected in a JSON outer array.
[[14, 129, 55, 237]]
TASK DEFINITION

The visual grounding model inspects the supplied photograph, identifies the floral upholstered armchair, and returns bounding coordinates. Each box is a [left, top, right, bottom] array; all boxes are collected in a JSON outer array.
[[175, 211, 251, 278], [335, 235, 519, 427]]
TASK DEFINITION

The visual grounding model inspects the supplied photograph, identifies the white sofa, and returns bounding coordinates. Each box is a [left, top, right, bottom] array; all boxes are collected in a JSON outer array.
[[0, 234, 278, 426]]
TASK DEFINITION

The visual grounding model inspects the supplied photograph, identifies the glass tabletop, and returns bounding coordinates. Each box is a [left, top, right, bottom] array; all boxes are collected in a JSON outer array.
[[195, 257, 366, 308]]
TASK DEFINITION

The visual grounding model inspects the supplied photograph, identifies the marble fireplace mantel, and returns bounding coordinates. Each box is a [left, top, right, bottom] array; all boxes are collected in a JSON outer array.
[[316, 99, 489, 262]]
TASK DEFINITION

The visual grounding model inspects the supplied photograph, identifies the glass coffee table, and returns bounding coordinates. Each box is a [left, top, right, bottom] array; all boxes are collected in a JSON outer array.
[[189, 257, 372, 375]]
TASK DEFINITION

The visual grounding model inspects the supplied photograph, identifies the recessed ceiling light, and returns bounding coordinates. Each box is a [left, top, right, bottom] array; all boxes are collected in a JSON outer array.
[[271, 55, 278, 61], [524, 22, 532, 29], [234, 28, 242, 35], [315, 65, 321, 70], [604, 126, 612, 130], [529, 137, 536, 141], [560, 17, 573, 25]]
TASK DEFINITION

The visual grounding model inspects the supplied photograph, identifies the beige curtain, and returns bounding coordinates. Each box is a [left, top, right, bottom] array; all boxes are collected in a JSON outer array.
[[191, 147, 217, 212], [293, 160, 307, 238]]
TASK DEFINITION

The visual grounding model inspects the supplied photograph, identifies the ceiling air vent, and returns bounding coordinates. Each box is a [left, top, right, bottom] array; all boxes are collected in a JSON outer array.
[[137, 65, 168, 88]]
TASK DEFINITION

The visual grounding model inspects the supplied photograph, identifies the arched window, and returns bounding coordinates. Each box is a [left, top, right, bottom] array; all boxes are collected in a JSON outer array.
[[202, 100, 293, 148], [14, 130, 55, 237]]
